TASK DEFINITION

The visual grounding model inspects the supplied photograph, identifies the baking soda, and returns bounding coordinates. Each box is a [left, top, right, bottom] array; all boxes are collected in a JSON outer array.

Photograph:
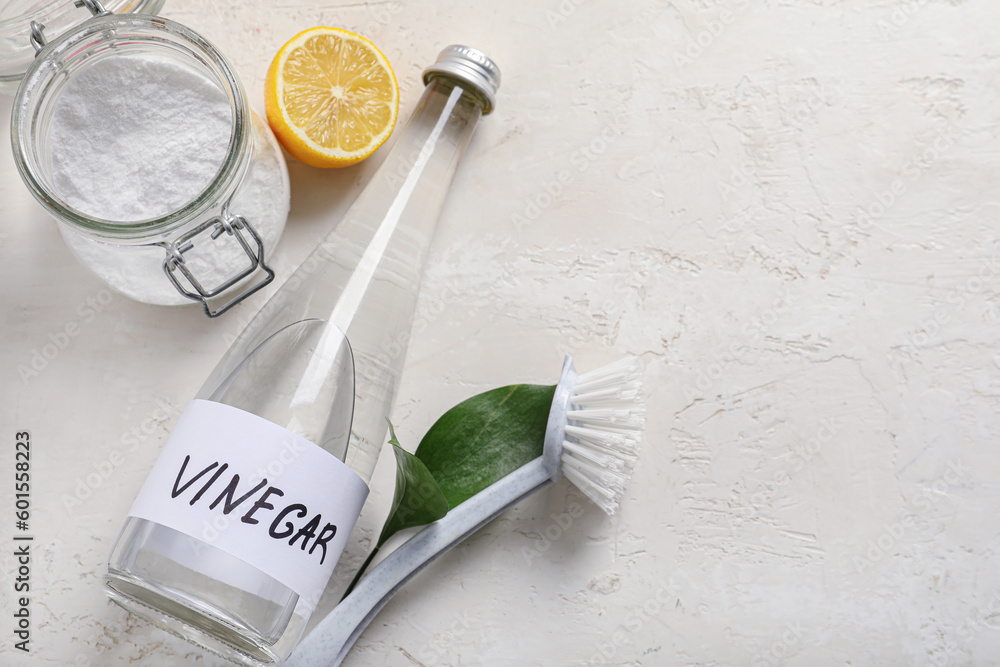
[[50, 54, 232, 222]]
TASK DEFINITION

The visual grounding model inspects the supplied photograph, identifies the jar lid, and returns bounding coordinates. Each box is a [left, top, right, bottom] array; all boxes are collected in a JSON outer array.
[[0, 0, 164, 94]]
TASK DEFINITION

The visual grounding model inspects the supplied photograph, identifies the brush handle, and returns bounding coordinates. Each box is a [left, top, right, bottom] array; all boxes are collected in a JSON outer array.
[[284, 456, 553, 667]]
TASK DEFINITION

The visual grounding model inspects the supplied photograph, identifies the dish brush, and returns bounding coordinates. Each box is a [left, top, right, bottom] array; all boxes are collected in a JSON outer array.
[[285, 354, 645, 667]]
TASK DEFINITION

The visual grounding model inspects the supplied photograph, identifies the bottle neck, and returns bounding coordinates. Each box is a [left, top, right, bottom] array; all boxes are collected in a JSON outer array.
[[320, 77, 484, 335], [370, 76, 484, 226]]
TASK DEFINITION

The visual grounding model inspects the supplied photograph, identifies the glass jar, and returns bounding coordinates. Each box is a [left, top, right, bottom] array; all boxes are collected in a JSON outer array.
[[8, 6, 290, 316]]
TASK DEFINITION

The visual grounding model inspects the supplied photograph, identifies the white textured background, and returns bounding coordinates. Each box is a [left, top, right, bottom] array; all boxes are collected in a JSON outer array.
[[3, 0, 1000, 665]]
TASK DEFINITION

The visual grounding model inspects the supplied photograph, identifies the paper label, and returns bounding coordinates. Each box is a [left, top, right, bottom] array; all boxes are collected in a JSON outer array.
[[128, 399, 369, 599]]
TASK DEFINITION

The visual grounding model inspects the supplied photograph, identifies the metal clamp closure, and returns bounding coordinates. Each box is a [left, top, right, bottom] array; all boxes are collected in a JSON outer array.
[[75, 0, 111, 17], [160, 214, 275, 318], [29, 22, 47, 54], [30, 0, 112, 54]]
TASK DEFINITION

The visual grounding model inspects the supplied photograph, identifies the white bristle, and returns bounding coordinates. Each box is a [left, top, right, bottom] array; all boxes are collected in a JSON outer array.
[[564, 425, 639, 455], [570, 422, 646, 439], [560, 357, 644, 515], [565, 407, 632, 423], [574, 357, 643, 389], [561, 440, 635, 475]]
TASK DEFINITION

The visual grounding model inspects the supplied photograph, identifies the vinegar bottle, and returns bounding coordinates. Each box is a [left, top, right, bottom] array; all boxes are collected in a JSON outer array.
[[104, 45, 501, 666]]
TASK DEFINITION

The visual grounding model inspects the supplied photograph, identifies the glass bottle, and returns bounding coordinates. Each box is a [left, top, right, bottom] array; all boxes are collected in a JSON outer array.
[[104, 45, 501, 666]]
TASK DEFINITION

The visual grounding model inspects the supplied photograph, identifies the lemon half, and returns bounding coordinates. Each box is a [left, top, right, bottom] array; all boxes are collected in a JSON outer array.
[[265, 27, 399, 168]]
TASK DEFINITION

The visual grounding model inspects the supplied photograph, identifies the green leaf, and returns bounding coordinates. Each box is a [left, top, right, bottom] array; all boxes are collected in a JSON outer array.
[[343, 421, 451, 599], [377, 420, 450, 548], [346, 386, 556, 598], [415, 383, 557, 508]]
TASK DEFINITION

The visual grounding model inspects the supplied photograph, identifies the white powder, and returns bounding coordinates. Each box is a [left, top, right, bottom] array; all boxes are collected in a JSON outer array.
[[50, 54, 233, 222], [47, 52, 290, 306]]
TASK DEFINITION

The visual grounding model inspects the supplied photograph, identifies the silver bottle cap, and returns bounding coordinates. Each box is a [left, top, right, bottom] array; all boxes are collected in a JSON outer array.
[[422, 45, 501, 115]]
